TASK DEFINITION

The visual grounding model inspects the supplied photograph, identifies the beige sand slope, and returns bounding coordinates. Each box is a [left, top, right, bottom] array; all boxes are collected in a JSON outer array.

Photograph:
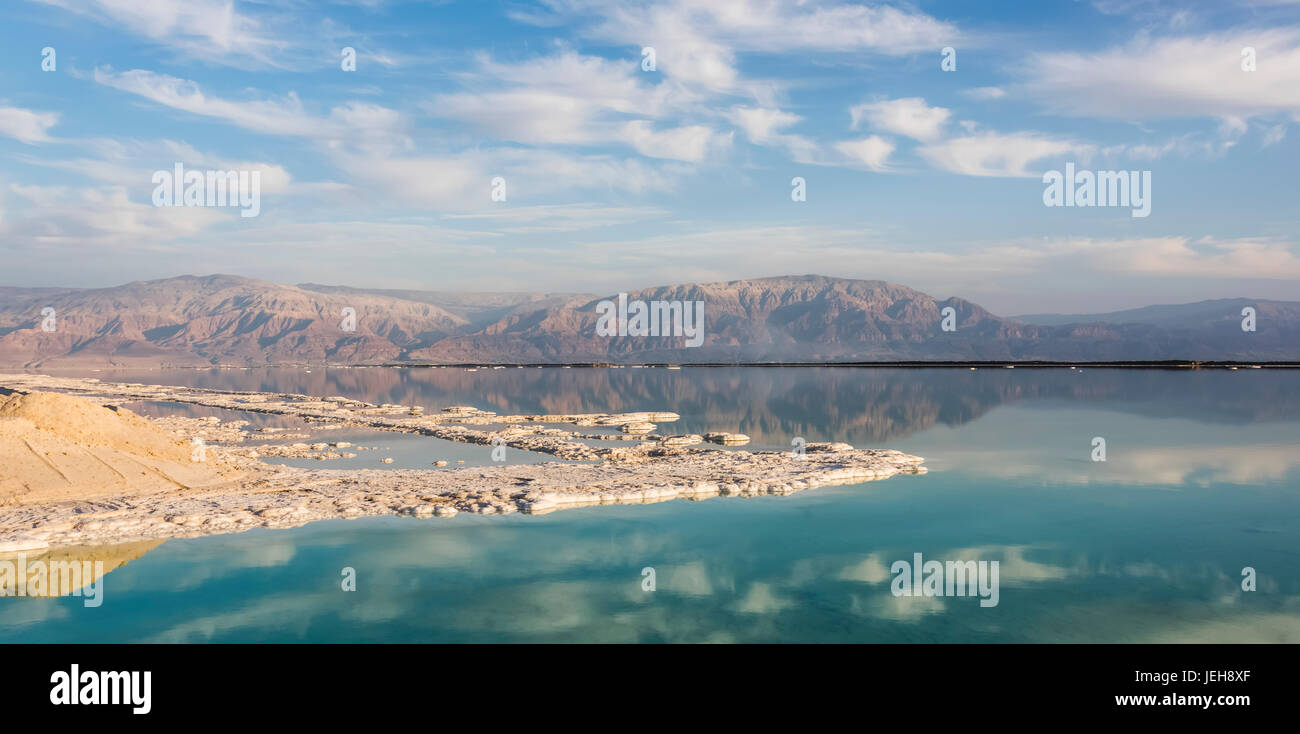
[[0, 390, 243, 507]]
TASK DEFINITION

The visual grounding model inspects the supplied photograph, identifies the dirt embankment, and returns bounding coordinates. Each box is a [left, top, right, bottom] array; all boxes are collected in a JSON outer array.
[[0, 390, 245, 507]]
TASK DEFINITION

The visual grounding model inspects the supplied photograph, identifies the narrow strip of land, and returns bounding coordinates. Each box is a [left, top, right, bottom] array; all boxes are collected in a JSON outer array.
[[0, 374, 925, 550]]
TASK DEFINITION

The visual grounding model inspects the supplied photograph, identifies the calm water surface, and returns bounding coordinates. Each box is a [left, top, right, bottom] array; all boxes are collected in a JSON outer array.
[[2, 367, 1297, 642]]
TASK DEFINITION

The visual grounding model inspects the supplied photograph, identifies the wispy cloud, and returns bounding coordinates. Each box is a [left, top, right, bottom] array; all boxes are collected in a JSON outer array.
[[918, 132, 1091, 177], [1, 0, 1295, 308], [850, 97, 951, 142], [93, 68, 409, 152], [0, 106, 60, 144], [523, 0, 960, 96], [31, 0, 294, 69], [427, 51, 730, 162], [1022, 28, 1300, 120]]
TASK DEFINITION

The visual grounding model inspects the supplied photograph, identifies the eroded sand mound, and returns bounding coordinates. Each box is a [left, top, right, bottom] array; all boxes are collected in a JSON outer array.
[[0, 390, 243, 506]]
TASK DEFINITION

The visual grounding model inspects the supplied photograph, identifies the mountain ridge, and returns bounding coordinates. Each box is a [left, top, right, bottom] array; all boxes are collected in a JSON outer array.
[[0, 274, 1295, 366]]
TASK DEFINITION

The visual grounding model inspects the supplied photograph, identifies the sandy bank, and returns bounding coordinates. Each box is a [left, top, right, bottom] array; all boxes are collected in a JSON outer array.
[[0, 389, 248, 508]]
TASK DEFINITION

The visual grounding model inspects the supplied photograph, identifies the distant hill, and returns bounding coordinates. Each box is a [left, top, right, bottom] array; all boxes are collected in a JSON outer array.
[[411, 275, 1011, 362], [0, 274, 464, 367], [298, 283, 591, 329], [1011, 298, 1276, 327], [0, 274, 1295, 366], [411, 275, 1298, 363]]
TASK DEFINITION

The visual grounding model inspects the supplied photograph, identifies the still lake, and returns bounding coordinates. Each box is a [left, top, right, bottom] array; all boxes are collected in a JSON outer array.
[[2, 366, 1297, 642]]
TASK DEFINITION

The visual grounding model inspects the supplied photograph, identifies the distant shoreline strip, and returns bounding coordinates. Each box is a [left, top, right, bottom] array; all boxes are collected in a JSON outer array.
[[27, 361, 1299, 370], [378, 361, 1299, 370]]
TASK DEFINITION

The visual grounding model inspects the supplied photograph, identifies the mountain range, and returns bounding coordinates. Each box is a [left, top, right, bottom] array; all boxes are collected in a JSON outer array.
[[0, 274, 1295, 367]]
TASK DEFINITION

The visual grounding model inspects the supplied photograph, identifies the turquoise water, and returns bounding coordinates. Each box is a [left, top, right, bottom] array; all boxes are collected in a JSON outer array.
[[2, 367, 1298, 642]]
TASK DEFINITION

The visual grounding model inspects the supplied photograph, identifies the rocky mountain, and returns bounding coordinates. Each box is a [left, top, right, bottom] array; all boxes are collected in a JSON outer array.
[[410, 276, 1009, 362], [410, 275, 1299, 363], [0, 274, 464, 367], [0, 274, 1295, 366]]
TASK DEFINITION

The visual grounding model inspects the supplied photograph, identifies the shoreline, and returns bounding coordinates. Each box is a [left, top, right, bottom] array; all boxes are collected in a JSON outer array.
[[8, 360, 1296, 371], [0, 446, 925, 551], [0, 374, 926, 550], [384, 360, 1298, 369]]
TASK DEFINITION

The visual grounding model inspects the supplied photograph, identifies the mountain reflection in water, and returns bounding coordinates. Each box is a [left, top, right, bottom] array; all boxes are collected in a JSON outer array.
[[4, 367, 1294, 643]]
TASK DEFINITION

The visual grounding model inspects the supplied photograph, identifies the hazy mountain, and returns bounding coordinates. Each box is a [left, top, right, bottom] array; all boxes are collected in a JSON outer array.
[[0, 274, 464, 367], [411, 275, 1014, 362], [411, 275, 1299, 363], [298, 284, 592, 329], [1011, 298, 1285, 328], [0, 274, 1294, 366]]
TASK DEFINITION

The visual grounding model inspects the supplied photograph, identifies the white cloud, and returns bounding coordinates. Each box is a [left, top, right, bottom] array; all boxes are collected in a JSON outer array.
[[726, 105, 821, 161], [17, 138, 296, 203], [1262, 123, 1288, 146], [93, 69, 407, 151], [728, 106, 801, 142], [962, 86, 1007, 100], [1, 183, 224, 249], [834, 136, 895, 171], [881, 235, 1300, 287], [332, 148, 685, 211], [917, 132, 1090, 177], [0, 106, 59, 144], [433, 90, 601, 145], [95, 68, 328, 136], [506, 228, 1300, 307], [1023, 28, 1300, 120], [528, 0, 960, 96], [1059, 236, 1300, 279], [32, 0, 292, 68], [850, 97, 950, 141], [542, 0, 959, 55], [429, 52, 655, 142], [428, 51, 727, 161], [621, 121, 730, 162]]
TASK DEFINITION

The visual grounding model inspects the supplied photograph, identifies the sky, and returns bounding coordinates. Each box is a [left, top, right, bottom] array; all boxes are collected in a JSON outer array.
[[0, 0, 1297, 315]]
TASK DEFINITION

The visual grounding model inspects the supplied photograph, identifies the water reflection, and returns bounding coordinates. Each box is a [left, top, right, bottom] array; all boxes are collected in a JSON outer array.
[[4, 474, 1296, 643], [2, 367, 1295, 643], [0, 540, 163, 616], [49, 366, 1299, 444]]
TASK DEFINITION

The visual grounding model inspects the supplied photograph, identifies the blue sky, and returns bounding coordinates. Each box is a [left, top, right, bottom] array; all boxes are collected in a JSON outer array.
[[0, 0, 1297, 314]]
